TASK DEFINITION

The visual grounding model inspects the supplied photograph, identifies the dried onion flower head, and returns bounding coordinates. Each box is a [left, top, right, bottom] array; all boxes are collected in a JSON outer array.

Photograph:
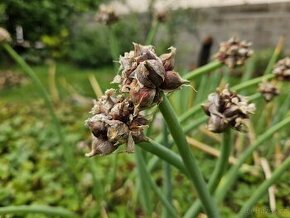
[[0, 27, 11, 43], [113, 43, 188, 111], [202, 85, 256, 133], [258, 81, 279, 102], [273, 57, 290, 81], [85, 89, 148, 157], [95, 4, 119, 25], [154, 10, 168, 23], [214, 37, 253, 68]]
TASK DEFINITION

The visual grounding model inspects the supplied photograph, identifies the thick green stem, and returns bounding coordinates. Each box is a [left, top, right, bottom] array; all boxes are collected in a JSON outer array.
[[209, 129, 232, 193], [124, 137, 187, 188], [136, 146, 177, 217], [215, 116, 290, 204], [0, 205, 78, 217], [185, 128, 232, 218], [162, 122, 173, 218], [237, 156, 290, 218], [183, 60, 223, 80], [135, 147, 153, 216], [158, 95, 220, 218], [138, 139, 187, 176]]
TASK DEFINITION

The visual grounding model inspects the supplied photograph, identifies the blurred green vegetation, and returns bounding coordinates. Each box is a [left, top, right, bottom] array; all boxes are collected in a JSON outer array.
[[68, 17, 143, 68], [0, 0, 146, 67], [0, 0, 103, 41], [0, 62, 113, 102]]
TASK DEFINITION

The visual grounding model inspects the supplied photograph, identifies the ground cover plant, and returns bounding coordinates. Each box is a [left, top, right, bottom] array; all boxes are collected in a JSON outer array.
[[1, 4, 290, 218]]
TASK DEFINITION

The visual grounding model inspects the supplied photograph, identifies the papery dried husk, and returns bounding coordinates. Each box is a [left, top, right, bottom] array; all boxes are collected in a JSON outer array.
[[273, 57, 290, 81], [160, 47, 176, 71], [160, 71, 189, 91], [106, 120, 129, 144], [85, 136, 117, 157], [203, 85, 256, 133], [258, 82, 279, 102], [214, 37, 253, 68]]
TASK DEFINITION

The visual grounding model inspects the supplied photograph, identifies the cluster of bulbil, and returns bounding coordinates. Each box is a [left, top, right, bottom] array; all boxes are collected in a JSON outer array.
[[202, 85, 256, 133], [258, 82, 279, 102], [95, 4, 119, 25], [86, 44, 187, 156], [273, 57, 290, 81], [85, 89, 148, 156], [214, 37, 253, 68], [113, 43, 188, 114]]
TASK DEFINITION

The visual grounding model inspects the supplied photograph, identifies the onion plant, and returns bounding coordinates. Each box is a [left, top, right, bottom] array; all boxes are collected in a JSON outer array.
[[1, 15, 290, 217]]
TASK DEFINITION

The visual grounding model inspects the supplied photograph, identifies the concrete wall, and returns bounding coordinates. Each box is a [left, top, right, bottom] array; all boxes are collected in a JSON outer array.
[[154, 2, 290, 68]]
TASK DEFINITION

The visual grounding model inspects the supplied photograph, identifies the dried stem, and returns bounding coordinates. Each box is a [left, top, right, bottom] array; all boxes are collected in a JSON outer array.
[[237, 155, 290, 218], [260, 158, 276, 212]]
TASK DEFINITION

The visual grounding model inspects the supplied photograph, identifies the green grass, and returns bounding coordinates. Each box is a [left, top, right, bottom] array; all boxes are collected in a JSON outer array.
[[0, 62, 114, 102]]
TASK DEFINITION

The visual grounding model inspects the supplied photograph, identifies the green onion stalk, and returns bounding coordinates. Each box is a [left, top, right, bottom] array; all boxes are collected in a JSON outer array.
[[158, 95, 220, 218]]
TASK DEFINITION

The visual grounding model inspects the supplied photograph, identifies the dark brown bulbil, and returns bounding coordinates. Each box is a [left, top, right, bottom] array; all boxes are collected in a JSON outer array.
[[214, 37, 253, 68], [202, 85, 256, 133], [113, 43, 188, 111], [258, 82, 279, 102], [85, 89, 148, 157], [273, 57, 290, 81], [95, 4, 119, 25]]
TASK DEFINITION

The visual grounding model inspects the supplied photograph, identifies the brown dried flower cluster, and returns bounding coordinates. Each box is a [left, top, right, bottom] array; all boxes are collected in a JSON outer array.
[[258, 82, 279, 102], [86, 44, 187, 156], [85, 89, 148, 156], [202, 85, 256, 133], [214, 37, 253, 68], [273, 57, 290, 81], [113, 43, 188, 113], [95, 4, 119, 25], [0, 27, 11, 43]]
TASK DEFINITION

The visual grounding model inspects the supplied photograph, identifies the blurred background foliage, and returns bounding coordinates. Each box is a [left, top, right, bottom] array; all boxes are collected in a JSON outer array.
[[0, 0, 146, 67]]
